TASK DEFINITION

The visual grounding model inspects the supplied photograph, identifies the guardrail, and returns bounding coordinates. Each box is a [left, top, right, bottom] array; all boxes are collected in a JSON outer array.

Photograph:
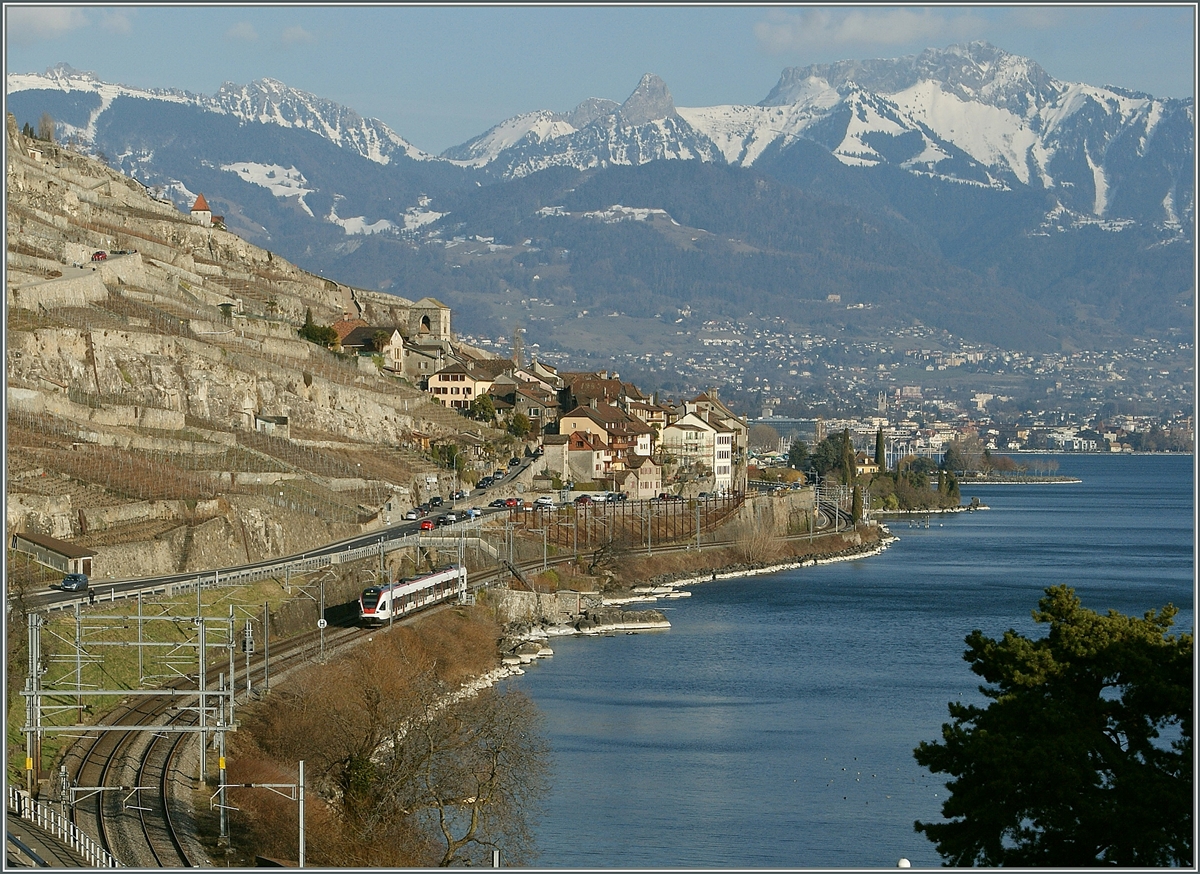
[[7, 785, 119, 867], [36, 523, 489, 614]]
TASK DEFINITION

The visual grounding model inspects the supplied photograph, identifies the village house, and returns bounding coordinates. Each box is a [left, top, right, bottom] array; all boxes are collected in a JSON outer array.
[[566, 430, 612, 483], [611, 454, 662, 500], [558, 370, 649, 414], [558, 401, 655, 467], [340, 326, 406, 373], [427, 359, 495, 410]]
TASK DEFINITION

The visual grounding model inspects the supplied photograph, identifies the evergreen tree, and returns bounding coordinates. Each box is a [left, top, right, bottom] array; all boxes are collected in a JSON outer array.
[[914, 586, 1193, 866], [840, 428, 856, 486], [875, 427, 886, 471], [787, 438, 809, 470], [851, 485, 862, 523]]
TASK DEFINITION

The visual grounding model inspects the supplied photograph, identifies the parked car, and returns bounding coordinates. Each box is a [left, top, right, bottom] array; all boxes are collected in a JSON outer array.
[[418, 502, 431, 513], [574, 495, 593, 506], [61, 573, 89, 592], [658, 493, 684, 502], [419, 519, 435, 531], [403, 509, 421, 521], [90, 251, 107, 262], [429, 496, 444, 507]]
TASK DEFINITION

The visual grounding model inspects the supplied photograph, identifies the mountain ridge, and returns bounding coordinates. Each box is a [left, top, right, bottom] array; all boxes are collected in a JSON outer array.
[[6, 43, 1193, 360]]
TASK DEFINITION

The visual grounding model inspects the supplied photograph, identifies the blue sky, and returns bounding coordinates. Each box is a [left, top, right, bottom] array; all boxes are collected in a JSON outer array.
[[5, 5, 1196, 154]]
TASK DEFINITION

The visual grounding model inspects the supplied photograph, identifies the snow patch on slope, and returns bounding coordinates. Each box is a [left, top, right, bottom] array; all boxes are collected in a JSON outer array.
[[327, 196, 396, 235], [222, 162, 315, 216], [890, 80, 1040, 185]]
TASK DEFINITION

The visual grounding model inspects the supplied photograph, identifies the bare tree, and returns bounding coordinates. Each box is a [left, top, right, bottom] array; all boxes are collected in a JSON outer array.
[[732, 518, 783, 565], [373, 683, 551, 866], [749, 423, 781, 452], [37, 112, 55, 143]]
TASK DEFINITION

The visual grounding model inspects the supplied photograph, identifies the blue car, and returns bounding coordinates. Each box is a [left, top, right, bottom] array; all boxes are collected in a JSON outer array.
[[61, 573, 89, 592]]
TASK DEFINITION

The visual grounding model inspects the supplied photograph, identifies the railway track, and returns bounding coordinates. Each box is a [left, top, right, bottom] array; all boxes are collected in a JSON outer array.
[[52, 610, 381, 867], [63, 689, 193, 867], [50, 523, 864, 866]]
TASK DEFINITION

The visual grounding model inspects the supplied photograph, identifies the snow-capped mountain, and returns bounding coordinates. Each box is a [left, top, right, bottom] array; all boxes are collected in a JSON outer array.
[[5, 48, 1192, 355], [451, 43, 1192, 227], [7, 63, 431, 164], [442, 75, 725, 178]]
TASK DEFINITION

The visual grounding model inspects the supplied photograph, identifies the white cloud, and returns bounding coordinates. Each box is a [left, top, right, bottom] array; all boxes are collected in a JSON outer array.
[[281, 25, 315, 45], [225, 21, 258, 41], [6, 7, 89, 45], [98, 10, 131, 35], [754, 8, 988, 53]]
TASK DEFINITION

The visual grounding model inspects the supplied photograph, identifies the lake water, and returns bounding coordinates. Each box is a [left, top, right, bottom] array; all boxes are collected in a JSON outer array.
[[506, 453, 1194, 869]]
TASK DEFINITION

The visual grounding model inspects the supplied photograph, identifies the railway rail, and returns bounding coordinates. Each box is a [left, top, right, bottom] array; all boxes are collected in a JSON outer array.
[[33, 507, 860, 867]]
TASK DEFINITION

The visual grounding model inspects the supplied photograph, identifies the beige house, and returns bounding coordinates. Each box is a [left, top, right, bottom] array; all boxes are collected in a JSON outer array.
[[428, 359, 494, 410]]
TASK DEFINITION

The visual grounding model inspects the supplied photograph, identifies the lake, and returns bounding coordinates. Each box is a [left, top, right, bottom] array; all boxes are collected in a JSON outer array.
[[506, 453, 1194, 868]]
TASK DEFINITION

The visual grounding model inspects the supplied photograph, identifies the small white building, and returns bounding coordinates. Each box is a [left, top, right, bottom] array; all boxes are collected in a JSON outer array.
[[191, 193, 212, 227]]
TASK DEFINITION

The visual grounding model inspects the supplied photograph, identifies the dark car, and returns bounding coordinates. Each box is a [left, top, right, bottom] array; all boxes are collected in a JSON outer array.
[[429, 496, 444, 507], [574, 495, 593, 506], [489, 498, 507, 508], [508, 457, 521, 467], [478, 476, 494, 488], [61, 573, 89, 592]]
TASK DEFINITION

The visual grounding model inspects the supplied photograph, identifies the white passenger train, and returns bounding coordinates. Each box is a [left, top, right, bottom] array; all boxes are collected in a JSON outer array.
[[359, 565, 468, 625]]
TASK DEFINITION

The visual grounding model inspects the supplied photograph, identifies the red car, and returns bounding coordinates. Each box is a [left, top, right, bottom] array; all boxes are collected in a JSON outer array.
[[419, 519, 435, 530], [504, 497, 519, 508], [91, 251, 107, 262]]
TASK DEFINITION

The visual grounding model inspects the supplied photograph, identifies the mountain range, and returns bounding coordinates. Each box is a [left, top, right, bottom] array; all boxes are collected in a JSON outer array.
[[6, 42, 1194, 357]]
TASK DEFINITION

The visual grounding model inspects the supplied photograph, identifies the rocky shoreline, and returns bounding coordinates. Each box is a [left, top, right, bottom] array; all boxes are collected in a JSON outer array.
[[960, 476, 1082, 484], [876, 503, 989, 516]]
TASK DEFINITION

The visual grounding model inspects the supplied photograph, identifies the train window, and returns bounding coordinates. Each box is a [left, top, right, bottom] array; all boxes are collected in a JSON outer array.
[[362, 588, 382, 610]]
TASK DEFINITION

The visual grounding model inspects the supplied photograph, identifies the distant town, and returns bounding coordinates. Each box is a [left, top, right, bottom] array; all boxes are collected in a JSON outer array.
[[458, 316, 1193, 461]]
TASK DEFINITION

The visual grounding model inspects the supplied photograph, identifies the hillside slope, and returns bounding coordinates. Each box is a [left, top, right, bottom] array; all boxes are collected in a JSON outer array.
[[6, 114, 502, 581]]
